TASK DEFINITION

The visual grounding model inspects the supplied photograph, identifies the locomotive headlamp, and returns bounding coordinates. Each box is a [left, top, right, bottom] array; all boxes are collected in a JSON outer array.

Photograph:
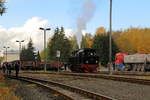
[[96, 60, 98, 63], [91, 53, 93, 55], [86, 60, 89, 64]]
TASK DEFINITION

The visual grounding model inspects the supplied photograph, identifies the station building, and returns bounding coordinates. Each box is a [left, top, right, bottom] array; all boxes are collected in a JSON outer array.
[[2, 50, 19, 62]]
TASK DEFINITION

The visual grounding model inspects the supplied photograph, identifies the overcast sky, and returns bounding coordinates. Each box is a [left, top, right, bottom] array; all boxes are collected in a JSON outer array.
[[0, 0, 150, 51]]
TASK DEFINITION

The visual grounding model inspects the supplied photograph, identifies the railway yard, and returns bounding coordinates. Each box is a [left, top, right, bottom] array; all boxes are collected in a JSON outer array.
[[4, 71, 150, 100], [1, 0, 150, 100]]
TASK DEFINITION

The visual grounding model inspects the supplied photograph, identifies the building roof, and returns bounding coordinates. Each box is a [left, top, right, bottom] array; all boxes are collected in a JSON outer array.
[[3, 50, 19, 54]]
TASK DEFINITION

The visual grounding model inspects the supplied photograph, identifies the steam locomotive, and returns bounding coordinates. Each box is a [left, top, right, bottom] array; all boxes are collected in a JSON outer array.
[[68, 48, 99, 72], [115, 53, 150, 71]]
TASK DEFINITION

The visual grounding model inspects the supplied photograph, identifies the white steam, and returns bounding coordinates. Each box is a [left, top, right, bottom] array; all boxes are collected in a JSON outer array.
[[76, 0, 96, 48]]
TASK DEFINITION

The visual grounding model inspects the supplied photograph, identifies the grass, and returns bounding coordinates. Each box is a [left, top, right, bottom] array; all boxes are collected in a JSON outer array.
[[0, 73, 22, 100]]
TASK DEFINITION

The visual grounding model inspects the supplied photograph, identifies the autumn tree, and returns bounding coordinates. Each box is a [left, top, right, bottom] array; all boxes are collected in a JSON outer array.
[[81, 33, 93, 48], [96, 27, 106, 35], [114, 28, 150, 53]]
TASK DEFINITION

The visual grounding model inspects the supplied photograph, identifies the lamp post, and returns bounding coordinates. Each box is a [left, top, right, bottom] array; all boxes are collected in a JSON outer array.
[[109, 0, 113, 75], [39, 27, 51, 71], [3, 46, 10, 62], [16, 40, 24, 60]]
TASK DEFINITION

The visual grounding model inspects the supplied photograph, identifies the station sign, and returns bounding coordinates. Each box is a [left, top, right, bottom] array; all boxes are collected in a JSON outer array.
[[56, 50, 60, 57]]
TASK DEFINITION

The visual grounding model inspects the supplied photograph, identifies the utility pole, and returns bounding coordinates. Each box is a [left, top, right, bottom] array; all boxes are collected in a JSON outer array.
[[109, 0, 113, 75], [39, 27, 51, 72]]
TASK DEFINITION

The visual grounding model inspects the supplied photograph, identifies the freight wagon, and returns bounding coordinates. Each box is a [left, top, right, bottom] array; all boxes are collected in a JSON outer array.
[[115, 53, 150, 71]]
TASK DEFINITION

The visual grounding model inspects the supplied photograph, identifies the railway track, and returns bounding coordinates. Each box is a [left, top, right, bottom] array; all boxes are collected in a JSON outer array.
[[97, 71, 150, 76], [8, 75, 116, 100], [23, 70, 150, 76], [60, 72, 150, 85], [22, 71, 150, 85]]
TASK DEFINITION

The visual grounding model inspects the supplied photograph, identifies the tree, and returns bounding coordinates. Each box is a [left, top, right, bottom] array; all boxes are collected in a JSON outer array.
[[92, 34, 119, 66], [20, 46, 27, 61], [0, 56, 4, 64], [69, 35, 79, 51], [96, 27, 106, 35], [26, 38, 35, 61], [0, 0, 6, 15], [114, 28, 150, 53], [20, 39, 35, 61], [81, 33, 93, 48], [40, 49, 46, 61], [47, 27, 72, 62], [36, 51, 41, 62]]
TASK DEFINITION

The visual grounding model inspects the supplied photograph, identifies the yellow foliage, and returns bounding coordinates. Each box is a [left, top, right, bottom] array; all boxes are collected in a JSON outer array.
[[0, 85, 21, 100], [0, 73, 5, 82], [86, 40, 93, 48], [0, 73, 22, 100], [114, 28, 150, 53], [96, 27, 106, 35]]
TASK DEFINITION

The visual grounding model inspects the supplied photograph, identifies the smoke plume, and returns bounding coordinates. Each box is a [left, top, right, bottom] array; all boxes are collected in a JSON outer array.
[[76, 0, 96, 48]]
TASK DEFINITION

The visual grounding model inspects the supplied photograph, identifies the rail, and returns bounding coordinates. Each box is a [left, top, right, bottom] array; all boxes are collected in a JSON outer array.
[[8, 75, 116, 100], [8, 76, 75, 100], [22, 71, 150, 85]]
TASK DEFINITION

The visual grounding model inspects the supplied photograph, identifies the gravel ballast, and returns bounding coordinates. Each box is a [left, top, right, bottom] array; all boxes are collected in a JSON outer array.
[[20, 73, 150, 100], [6, 78, 66, 100]]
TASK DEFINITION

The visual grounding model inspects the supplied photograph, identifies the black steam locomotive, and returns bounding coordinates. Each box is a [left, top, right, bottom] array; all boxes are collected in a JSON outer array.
[[68, 48, 99, 72]]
